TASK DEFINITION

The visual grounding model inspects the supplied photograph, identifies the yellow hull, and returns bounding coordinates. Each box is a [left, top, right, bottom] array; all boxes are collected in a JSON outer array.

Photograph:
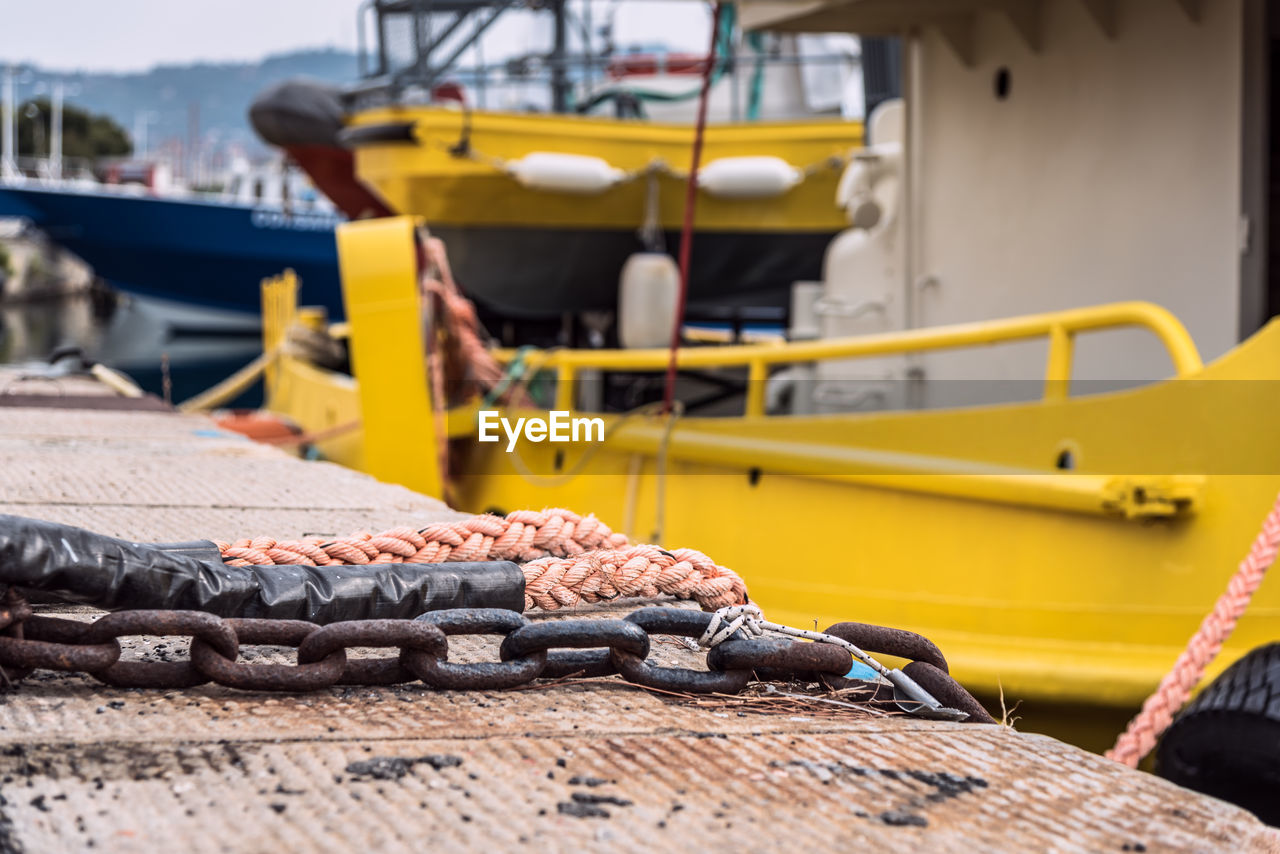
[[260, 221, 1280, 747], [347, 106, 862, 232]]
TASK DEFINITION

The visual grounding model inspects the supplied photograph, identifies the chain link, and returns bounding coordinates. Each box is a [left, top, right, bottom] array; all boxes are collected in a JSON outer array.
[[500, 620, 649, 680], [191, 619, 346, 692], [611, 608, 753, 694], [0, 589, 35, 684], [300, 620, 447, 686], [0, 616, 122, 673], [0, 599, 993, 722], [406, 609, 547, 689], [706, 637, 853, 683], [84, 611, 240, 689]]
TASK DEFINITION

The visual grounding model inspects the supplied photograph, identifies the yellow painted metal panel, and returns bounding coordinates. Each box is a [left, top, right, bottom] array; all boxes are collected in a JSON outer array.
[[456, 322, 1280, 709], [335, 217, 442, 498]]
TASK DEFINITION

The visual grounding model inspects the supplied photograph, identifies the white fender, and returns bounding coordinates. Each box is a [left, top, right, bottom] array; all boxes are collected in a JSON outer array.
[[698, 156, 801, 199], [507, 152, 624, 194]]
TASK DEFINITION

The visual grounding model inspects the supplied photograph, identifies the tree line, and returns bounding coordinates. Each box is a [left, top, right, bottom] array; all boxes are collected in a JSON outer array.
[[16, 99, 132, 160]]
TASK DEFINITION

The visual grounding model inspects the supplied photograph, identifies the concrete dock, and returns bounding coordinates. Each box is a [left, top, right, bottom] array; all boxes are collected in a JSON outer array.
[[0, 371, 1276, 852]]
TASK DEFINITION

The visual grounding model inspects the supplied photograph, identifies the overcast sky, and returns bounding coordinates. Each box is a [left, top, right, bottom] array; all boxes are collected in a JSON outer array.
[[0, 0, 711, 73]]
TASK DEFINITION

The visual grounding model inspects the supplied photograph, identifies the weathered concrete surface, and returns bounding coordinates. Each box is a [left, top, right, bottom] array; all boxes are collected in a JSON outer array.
[[0, 395, 1275, 852], [0, 405, 466, 541]]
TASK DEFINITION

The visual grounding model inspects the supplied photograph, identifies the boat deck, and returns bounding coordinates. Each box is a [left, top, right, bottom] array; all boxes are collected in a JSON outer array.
[[0, 369, 1275, 852]]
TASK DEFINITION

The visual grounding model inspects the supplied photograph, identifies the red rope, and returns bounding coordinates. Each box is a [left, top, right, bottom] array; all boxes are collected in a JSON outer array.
[[662, 2, 723, 414], [1107, 490, 1280, 766]]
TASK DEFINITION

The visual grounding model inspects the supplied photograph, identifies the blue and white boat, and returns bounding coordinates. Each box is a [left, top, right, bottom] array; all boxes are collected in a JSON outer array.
[[0, 172, 344, 332]]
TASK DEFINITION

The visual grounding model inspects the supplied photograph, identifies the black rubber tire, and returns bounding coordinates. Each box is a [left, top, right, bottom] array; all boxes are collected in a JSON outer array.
[[1155, 642, 1280, 824]]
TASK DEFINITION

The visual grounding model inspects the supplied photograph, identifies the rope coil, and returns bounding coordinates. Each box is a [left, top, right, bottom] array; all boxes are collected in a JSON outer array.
[[217, 508, 748, 613]]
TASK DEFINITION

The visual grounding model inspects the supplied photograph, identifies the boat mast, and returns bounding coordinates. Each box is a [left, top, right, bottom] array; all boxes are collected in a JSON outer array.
[[1, 66, 14, 179], [49, 80, 63, 181], [550, 0, 570, 113]]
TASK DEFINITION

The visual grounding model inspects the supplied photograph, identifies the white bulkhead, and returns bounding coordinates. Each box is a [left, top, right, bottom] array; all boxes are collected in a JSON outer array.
[[747, 0, 1262, 410], [813, 99, 909, 412], [912, 0, 1243, 395]]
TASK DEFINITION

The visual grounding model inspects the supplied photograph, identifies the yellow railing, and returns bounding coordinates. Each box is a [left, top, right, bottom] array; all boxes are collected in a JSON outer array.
[[496, 301, 1203, 415]]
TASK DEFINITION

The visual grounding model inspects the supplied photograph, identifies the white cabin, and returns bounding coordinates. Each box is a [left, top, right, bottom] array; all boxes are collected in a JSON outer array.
[[743, 0, 1274, 406]]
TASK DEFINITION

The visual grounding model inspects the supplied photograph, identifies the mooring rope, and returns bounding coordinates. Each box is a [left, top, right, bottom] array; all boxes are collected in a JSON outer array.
[[662, 1, 724, 415], [1107, 490, 1280, 766], [419, 234, 514, 403], [216, 507, 748, 613]]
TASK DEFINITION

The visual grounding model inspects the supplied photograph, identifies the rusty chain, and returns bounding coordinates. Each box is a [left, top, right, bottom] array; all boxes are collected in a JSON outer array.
[[0, 598, 995, 723]]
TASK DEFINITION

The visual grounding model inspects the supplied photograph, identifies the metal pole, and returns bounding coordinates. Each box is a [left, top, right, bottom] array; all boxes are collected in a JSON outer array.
[[50, 81, 62, 181], [188, 102, 199, 185], [133, 111, 147, 159], [475, 24, 486, 110], [357, 0, 369, 77], [1, 67, 14, 178], [420, 5, 507, 89], [731, 31, 741, 123], [551, 0, 569, 113], [582, 0, 593, 91], [411, 0, 425, 76], [376, 0, 390, 76]]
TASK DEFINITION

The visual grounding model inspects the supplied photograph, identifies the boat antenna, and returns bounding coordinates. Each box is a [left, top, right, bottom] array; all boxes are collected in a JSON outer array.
[[662, 1, 723, 414]]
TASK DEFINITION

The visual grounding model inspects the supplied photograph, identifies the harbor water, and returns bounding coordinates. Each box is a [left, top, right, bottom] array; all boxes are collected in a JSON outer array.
[[0, 289, 264, 407]]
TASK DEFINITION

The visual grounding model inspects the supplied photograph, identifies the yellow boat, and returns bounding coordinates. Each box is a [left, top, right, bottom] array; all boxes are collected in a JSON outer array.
[[252, 217, 1280, 752], [343, 107, 860, 321], [240, 0, 1280, 758], [250, 1, 866, 329]]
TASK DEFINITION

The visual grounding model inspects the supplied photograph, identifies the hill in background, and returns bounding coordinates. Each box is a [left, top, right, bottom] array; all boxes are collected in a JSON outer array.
[[4, 48, 357, 163]]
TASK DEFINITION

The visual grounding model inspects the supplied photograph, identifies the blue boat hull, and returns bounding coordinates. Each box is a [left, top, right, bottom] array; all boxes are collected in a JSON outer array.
[[0, 184, 344, 323], [0, 188, 49, 225]]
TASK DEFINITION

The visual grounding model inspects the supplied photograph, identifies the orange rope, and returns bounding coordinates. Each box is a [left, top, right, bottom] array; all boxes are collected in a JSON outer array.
[[419, 236, 509, 400], [1107, 491, 1280, 766], [216, 507, 748, 613], [420, 236, 453, 485]]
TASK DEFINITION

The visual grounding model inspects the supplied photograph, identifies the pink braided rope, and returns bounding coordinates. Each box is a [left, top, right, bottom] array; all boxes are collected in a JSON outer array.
[[521, 545, 746, 612], [216, 508, 748, 612], [1107, 491, 1280, 767]]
